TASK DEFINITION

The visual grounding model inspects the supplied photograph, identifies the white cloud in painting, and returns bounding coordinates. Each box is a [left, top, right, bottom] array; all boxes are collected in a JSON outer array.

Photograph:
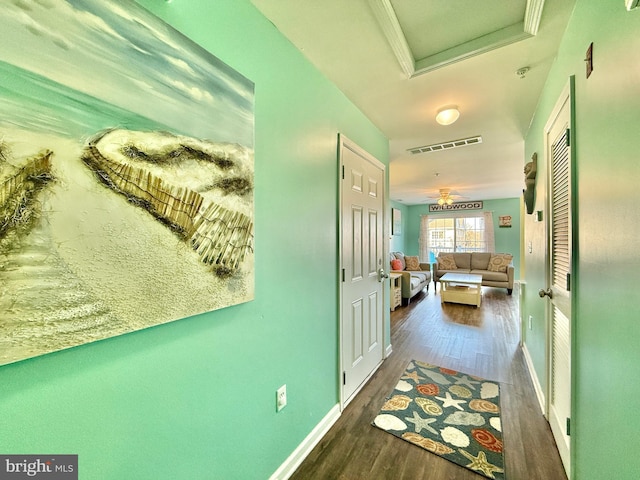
[[74, 9, 128, 44], [106, 1, 186, 53], [168, 79, 215, 104], [0, 0, 254, 146], [12, 0, 126, 45], [105, 2, 253, 107], [103, 1, 134, 21], [10, 9, 70, 50], [130, 77, 156, 94], [127, 42, 152, 57], [164, 56, 199, 78]]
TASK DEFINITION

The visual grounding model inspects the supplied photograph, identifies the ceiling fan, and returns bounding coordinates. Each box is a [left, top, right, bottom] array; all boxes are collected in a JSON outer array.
[[426, 188, 468, 205]]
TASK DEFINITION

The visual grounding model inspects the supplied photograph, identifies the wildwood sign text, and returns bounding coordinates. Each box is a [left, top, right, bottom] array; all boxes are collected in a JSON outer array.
[[429, 201, 483, 212]]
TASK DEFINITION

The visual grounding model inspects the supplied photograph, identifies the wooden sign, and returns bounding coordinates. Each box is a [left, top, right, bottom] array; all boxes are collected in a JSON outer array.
[[429, 201, 483, 212]]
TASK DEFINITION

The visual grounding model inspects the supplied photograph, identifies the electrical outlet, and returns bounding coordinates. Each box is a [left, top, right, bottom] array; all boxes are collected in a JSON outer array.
[[528, 315, 533, 330], [276, 384, 287, 412]]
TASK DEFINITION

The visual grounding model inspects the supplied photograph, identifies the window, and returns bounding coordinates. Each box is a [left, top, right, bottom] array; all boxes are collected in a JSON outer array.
[[419, 212, 495, 261]]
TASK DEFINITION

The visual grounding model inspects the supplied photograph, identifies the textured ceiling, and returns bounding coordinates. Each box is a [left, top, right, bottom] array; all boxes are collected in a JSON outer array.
[[251, 0, 577, 205]]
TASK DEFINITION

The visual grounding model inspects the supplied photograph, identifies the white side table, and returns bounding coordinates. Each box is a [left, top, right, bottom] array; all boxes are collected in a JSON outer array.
[[390, 272, 402, 311]]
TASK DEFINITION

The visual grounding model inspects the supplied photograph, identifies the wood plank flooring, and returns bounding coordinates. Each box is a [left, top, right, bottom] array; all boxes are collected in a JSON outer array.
[[290, 284, 568, 480]]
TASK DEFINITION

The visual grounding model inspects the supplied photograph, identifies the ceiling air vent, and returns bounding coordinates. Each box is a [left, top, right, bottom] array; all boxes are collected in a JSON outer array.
[[408, 135, 483, 155]]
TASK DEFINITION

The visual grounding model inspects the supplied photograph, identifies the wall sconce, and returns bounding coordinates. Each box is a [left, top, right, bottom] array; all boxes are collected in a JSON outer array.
[[435, 106, 460, 126]]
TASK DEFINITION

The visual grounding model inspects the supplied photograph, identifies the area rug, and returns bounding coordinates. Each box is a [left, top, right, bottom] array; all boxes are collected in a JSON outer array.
[[372, 360, 505, 479]]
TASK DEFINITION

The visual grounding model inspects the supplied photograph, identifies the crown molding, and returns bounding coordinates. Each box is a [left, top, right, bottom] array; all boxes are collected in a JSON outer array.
[[369, 0, 544, 78], [524, 0, 546, 35], [414, 23, 531, 77], [367, 0, 415, 78]]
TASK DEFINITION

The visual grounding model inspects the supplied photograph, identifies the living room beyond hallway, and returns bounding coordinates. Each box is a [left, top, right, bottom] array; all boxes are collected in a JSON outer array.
[[290, 285, 567, 480]]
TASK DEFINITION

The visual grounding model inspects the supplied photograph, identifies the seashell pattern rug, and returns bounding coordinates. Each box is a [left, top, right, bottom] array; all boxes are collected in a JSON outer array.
[[372, 360, 505, 479]]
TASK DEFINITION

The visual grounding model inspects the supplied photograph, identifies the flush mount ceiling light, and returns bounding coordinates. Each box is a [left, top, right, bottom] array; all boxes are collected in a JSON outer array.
[[435, 106, 460, 126]]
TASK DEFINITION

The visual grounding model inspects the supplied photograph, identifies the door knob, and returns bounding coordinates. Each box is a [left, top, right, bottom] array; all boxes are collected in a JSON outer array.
[[378, 268, 389, 282], [538, 288, 553, 299]]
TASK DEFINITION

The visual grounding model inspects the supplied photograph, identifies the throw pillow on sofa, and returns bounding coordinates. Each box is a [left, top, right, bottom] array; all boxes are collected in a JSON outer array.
[[393, 252, 406, 270], [404, 256, 421, 271], [438, 254, 457, 270], [487, 253, 513, 273], [391, 259, 404, 271]]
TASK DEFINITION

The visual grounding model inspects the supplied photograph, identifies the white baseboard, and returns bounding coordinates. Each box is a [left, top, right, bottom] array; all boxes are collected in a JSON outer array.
[[522, 343, 546, 414], [269, 403, 341, 480], [385, 343, 393, 358]]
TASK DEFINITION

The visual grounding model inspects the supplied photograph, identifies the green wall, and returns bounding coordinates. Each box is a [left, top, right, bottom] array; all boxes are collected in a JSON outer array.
[[402, 198, 522, 279], [523, 1, 640, 478], [0, 1, 389, 479]]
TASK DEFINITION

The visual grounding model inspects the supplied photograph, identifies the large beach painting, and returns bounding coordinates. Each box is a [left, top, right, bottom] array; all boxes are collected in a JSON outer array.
[[0, 0, 255, 366]]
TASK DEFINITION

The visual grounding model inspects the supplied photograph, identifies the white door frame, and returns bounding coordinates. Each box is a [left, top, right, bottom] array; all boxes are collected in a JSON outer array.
[[338, 133, 388, 409]]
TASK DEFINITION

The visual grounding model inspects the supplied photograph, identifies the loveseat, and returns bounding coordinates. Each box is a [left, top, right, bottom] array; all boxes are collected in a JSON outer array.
[[390, 252, 432, 305], [433, 252, 514, 295]]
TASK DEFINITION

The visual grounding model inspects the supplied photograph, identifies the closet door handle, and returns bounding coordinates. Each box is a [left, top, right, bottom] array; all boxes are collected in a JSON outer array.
[[538, 288, 553, 299]]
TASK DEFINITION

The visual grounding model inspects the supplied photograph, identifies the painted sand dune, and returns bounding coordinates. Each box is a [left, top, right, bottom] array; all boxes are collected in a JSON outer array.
[[0, 129, 254, 365], [83, 129, 254, 276]]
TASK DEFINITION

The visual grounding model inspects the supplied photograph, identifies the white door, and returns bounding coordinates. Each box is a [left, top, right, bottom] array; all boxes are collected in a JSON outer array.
[[542, 82, 573, 477], [339, 135, 385, 407]]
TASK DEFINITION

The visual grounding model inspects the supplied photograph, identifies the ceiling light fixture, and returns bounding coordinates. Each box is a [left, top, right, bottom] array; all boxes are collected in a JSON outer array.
[[435, 106, 460, 126], [437, 189, 454, 205]]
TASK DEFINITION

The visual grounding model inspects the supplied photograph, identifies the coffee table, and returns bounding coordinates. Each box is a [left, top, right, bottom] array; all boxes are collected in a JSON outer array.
[[440, 273, 482, 307]]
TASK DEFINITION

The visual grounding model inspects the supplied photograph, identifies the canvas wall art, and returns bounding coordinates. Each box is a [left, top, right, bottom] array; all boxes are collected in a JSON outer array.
[[392, 208, 401, 235], [0, 0, 255, 366]]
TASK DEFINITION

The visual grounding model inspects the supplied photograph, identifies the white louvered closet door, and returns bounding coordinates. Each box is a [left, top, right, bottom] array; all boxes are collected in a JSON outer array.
[[545, 87, 572, 478]]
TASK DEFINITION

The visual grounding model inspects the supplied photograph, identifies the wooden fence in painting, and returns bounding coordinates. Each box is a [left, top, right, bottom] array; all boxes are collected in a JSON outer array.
[[190, 202, 254, 272], [83, 143, 204, 235], [82, 143, 253, 273], [0, 150, 53, 234]]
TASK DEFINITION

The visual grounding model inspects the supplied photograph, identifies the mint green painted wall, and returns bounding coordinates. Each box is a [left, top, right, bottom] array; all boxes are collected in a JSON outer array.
[[404, 199, 522, 279], [523, 1, 640, 478], [0, 2, 389, 479], [389, 201, 409, 253]]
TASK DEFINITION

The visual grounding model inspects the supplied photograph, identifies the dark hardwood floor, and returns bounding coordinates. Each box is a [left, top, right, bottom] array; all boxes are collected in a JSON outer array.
[[290, 284, 568, 480]]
